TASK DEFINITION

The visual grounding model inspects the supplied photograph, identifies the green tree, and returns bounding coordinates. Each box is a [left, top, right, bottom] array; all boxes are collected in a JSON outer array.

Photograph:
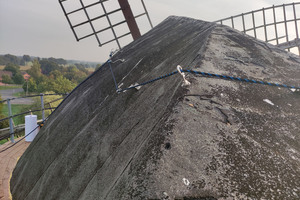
[[12, 72, 25, 84], [49, 70, 63, 79], [52, 76, 76, 93], [47, 57, 67, 65], [4, 63, 20, 76], [0, 54, 23, 65], [27, 59, 42, 80], [2, 74, 13, 84], [36, 76, 54, 93], [23, 78, 37, 93], [63, 65, 88, 84], [40, 60, 62, 75], [75, 64, 89, 74], [4, 54, 20, 65], [23, 55, 31, 62]]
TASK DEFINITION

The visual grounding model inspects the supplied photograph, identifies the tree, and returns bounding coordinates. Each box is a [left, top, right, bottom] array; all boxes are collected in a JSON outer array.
[[13, 72, 25, 84], [75, 64, 88, 74], [22, 78, 37, 93], [4, 54, 20, 65], [52, 76, 76, 93], [4, 63, 20, 76], [47, 57, 67, 65], [64, 70, 87, 84], [0, 54, 23, 65], [49, 70, 63, 79], [36, 76, 54, 93], [23, 55, 31, 62], [63, 65, 88, 84], [27, 59, 42, 80], [40, 60, 62, 75], [2, 75, 13, 84]]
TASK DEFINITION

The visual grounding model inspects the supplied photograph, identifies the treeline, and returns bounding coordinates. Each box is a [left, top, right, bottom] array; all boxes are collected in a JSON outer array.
[[0, 54, 67, 66], [0, 54, 31, 66], [0, 54, 102, 68], [23, 59, 90, 93]]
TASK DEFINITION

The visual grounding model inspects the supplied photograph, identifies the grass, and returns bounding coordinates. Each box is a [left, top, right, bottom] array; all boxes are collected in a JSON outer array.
[[0, 139, 9, 145], [0, 85, 22, 90], [1, 104, 27, 125], [0, 130, 25, 145], [0, 137, 12, 145], [20, 65, 31, 71]]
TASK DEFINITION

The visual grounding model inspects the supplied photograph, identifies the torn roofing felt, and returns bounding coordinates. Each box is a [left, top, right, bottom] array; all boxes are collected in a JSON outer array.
[[11, 16, 300, 200]]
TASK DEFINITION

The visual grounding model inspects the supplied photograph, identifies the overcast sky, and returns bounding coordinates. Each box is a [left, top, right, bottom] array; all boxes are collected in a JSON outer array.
[[0, 0, 298, 62]]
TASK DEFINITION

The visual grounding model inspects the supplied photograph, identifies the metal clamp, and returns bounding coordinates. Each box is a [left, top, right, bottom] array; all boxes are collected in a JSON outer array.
[[177, 65, 191, 86]]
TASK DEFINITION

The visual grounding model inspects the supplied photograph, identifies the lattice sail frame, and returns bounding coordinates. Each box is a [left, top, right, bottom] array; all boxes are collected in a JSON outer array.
[[215, 2, 300, 55], [58, 0, 153, 49]]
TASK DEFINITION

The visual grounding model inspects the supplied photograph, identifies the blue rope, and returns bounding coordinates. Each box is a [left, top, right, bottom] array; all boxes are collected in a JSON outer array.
[[182, 69, 300, 89], [119, 68, 300, 92]]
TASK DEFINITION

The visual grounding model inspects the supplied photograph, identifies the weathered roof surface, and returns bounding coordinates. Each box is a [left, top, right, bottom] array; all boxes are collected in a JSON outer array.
[[11, 16, 300, 200]]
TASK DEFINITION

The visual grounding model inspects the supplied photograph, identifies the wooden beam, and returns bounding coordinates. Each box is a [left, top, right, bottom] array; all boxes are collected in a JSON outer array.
[[118, 0, 141, 40]]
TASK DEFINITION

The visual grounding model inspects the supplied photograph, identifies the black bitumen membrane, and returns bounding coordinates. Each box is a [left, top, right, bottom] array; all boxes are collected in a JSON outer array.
[[11, 16, 300, 200]]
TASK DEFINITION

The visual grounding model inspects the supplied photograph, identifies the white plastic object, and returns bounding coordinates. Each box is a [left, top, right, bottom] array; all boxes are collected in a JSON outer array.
[[25, 115, 38, 142]]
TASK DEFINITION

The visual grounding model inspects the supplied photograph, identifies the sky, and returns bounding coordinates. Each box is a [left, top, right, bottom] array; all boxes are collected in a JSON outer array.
[[0, 0, 298, 62]]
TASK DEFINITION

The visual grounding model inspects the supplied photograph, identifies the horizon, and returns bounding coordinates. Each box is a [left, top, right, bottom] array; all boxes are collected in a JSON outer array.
[[0, 53, 102, 64], [0, 0, 297, 62]]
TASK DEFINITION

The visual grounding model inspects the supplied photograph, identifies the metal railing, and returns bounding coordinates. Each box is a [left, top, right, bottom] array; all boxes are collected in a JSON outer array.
[[215, 2, 300, 55], [0, 93, 67, 143]]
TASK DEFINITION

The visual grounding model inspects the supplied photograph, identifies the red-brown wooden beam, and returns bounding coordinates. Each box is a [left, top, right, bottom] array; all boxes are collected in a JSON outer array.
[[118, 0, 141, 40]]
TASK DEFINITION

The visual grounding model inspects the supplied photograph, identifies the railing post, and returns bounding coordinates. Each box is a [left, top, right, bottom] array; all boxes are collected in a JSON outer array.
[[7, 99, 15, 143], [40, 93, 45, 121]]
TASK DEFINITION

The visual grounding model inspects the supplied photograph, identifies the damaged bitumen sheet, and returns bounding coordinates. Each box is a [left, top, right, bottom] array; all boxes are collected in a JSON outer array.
[[11, 16, 300, 200]]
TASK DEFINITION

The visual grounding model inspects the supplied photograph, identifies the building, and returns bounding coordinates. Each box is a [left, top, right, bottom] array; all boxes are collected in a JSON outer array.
[[22, 72, 31, 81]]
